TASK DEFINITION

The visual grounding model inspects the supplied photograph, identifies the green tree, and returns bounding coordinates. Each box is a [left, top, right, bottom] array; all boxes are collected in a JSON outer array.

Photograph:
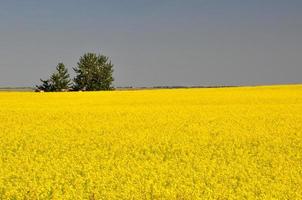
[[36, 79, 52, 92], [50, 63, 71, 91], [36, 62, 71, 92], [73, 53, 114, 91]]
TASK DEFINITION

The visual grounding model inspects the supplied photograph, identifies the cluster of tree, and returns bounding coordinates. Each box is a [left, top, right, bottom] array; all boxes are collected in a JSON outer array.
[[36, 52, 114, 92]]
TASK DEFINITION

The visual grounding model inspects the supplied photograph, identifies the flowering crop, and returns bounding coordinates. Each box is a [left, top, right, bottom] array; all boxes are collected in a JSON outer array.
[[0, 85, 301, 199]]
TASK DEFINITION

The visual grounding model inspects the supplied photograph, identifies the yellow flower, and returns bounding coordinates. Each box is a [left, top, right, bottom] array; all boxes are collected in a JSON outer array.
[[0, 85, 301, 199]]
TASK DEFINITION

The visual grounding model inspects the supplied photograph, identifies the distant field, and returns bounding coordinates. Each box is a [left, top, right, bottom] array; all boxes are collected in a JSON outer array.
[[0, 85, 301, 199], [0, 87, 33, 92]]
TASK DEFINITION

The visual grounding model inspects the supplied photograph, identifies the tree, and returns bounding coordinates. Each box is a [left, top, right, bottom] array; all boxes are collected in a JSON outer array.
[[73, 53, 114, 91], [50, 63, 71, 91], [36, 79, 52, 92], [36, 62, 71, 92]]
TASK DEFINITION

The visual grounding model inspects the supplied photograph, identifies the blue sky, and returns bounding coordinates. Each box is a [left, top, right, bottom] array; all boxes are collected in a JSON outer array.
[[0, 0, 302, 87]]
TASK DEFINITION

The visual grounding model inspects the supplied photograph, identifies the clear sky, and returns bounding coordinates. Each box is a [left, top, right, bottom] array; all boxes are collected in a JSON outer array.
[[0, 0, 301, 87]]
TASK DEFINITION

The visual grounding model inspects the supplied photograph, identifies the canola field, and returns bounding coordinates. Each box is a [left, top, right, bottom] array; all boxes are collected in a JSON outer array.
[[0, 85, 302, 199]]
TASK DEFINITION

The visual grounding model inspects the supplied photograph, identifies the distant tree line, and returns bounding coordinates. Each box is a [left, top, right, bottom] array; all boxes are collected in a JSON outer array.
[[36, 52, 114, 92]]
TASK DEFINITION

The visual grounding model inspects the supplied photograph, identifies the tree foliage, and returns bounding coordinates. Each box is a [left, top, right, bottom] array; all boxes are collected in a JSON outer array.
[[73, 53, 114, 91], [36, 79, 52, 92], [36, 63, 71, 92], [36, 52, 114, 92], [50, 63, 71, 91]]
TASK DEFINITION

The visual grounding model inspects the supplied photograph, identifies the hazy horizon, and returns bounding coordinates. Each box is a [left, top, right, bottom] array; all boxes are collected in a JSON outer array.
[[0, 0, 301, 87]]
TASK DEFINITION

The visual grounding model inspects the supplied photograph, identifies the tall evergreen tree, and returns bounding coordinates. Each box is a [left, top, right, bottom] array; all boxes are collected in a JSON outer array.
[[73, 53, 114, 91], [50, 63, 71, 91], [36, 62, 71, 92]]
